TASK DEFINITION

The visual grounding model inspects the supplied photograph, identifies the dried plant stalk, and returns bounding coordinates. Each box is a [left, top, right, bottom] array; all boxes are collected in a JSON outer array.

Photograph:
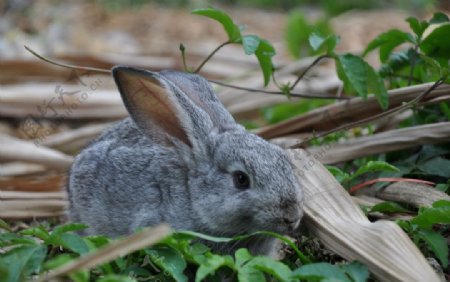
[[0, 174, 65, 191], [308, 122, 450, 164], [0, 162, 47, 177], [41, 122, 112, 152], [0, 84, 127, 119], [376, 182, 450, 208], [0, 200, 66, 219], [0, 134, 73, 169], [257, 83, 450, 139], [36, 225, 171, 282], [287, 149, 440, 282], [0, 190, 65, 200]]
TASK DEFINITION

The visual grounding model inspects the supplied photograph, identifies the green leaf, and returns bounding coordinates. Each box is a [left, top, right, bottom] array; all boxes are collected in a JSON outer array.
[[351, 161, 399, 181], [238, 266, 266, 282], [0, 233, 37, 247], [52, 223, 88, 236], [435, 183, 449, 193], [235, 248, 252, 266], [309, 32, 339, 54], [429, 12, 450, 24], [420, 54, 444, 77], [367, 65, 389, 110], [262, 99, 330, 124], [432, 200, 450, 208], [418, 157, 450, 178], [246, 256, 292, 282], [195, 253, 235, 282], [68, 270, 90, 282], [242, 35, 261, 55], [421, 24, 450, 59], [379, 49, 411, 77], [0, 219, 11, 231], [176, 230, 233, 243], [417, 230, 448, 268], [309, 32, 326, 51], [190, 242, 210, 256], [411, 206, 450, 229], [0, 245, 47, 282], [235, 249, 265, 282], [340, 261, 369, 282], [97, 274, 138, 282], [43, 253, 76, 270], [336, 54, 368, 98], [19, 227, 50, 241], [335, 54, 388, 108], [406, 17, 429, 38], [85, 235, 111, 250], [326, 166, 350, 184], [254, 39, 276, 87], [50, 233, 89, 255], [192, 8, 241, 42], [145, 245, 188, 282], [363, 29, 415, 62], [292, 262, 351, 282], [284, 11, 311, 59], [370, 202, 409, 214]]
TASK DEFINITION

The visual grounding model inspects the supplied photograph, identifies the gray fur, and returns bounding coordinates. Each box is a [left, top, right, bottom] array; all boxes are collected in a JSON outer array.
[[67, 66, 304, 256]]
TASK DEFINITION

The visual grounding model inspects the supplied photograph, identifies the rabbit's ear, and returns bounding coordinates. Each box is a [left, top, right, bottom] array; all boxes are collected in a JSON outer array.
[[158, 71, 236, 131], [112, 66, 214, 148]]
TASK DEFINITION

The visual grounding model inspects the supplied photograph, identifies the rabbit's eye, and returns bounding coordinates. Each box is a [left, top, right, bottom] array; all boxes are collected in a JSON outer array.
[[233, 171, 250, 189]]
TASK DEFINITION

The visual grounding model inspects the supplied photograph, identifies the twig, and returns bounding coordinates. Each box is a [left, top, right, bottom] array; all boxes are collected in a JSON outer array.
[[348, 178, 434, 194], [209, 79, 351, 100], [25, 46, 351, 100], [290, 55, 330, 90], [194, 40, 232, 73], [179, 43, 189, 72], [24, 46, 110, 74], [292, 78, 445, 148]]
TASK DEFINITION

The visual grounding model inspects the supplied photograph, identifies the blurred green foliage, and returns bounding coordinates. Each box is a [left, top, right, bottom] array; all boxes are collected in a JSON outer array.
[[92, 0, 438, 15], [284, 11, 331, 59], [262, 99, 331, 124]]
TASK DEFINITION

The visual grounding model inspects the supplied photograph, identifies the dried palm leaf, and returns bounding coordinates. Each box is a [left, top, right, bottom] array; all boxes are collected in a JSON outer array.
[[41, 122, 112, 152], [0, 174, 64, 191], [0, 83, 127, 119], [0, 162, 47, 177], [287, 149, 440, 281], [257, 83, 450, 139], [308, 122, 450, 164], [375, 182, 450, 208], [0, 134, 73, 169]]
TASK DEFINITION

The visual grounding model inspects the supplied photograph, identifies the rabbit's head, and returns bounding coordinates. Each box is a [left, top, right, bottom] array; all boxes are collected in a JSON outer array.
[[112, 66, 303, 237]]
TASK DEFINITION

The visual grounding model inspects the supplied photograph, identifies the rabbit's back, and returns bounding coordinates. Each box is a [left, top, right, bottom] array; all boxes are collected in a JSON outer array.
[[68, 118, 192, 236]]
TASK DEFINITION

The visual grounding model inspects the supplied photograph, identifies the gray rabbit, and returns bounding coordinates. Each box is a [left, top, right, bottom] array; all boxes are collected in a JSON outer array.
[[67, 66, 304, 256]]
